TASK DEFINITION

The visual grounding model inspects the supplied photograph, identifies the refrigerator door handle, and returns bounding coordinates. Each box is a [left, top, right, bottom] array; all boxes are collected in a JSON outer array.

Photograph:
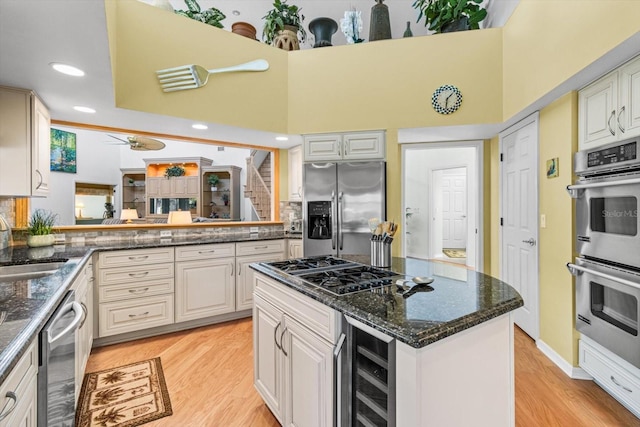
[[331, 190, 337, 250], [338, 192, 344, 251]]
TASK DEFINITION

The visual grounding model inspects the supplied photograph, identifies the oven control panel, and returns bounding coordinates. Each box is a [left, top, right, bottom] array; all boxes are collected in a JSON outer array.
[[587, 141, 637, 168]]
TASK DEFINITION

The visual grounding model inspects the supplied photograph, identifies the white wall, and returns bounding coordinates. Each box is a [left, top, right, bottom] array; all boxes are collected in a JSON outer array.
[[33, 126, 258, 224], [403, 145, 478, 267]]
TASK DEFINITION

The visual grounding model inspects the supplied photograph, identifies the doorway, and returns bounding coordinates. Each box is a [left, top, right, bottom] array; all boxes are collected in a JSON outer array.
[[402, 142, 482, 270]]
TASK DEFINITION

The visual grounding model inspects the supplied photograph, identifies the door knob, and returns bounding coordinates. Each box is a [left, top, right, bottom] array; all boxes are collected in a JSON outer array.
[[522, 238, 536, 246]]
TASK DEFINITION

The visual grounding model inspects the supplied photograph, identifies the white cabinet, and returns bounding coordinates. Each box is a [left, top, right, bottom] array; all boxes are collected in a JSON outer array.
[[0, 341, 37, 427], [304, 131, 385, 162], [175, 243, 236, 322], [287, 239, 303, 259], [253, 272, 339, 427], [288, 145, 303, 201], [579, 55, 640, 150], [0, 85, 50, 197], [235, 240, 285, 312], [72, 260, 94, 402]]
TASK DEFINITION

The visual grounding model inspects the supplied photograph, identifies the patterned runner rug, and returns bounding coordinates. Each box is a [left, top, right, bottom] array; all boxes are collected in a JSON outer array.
[[75, 357, 172, 427]]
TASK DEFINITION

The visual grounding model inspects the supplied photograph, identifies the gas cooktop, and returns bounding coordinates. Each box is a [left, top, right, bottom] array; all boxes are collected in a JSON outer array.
[[264, 256, 405, 295]]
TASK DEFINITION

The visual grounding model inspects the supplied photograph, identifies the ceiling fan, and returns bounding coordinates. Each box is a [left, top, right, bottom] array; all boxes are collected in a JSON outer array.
[[106, 134, 166, 151]]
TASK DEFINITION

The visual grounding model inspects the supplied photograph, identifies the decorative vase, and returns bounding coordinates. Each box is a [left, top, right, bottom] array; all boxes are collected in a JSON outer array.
[[441, 17, 470, 33], [232, 22, 257, 40], [273, 25, 300, 51], [26, 234, 54, 248], [211, 186, 217, 192], [309, 17, 338, 48], [369, 0, 391, 41], [403, 21, 413, 37]]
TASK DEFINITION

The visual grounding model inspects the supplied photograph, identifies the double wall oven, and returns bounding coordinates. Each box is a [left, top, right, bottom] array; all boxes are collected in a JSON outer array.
[[567, 137, 640, 368]]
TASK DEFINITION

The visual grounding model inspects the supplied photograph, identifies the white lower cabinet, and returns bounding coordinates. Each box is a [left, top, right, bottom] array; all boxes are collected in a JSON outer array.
[[73, 260, 94, 402], [236, 240, 286, 312], [287, 239, 303, 259], [0, 341, 37, 427], [254, 273, 338, 427]]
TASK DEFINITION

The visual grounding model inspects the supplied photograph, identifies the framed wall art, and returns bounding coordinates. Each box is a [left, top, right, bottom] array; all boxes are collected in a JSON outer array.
[[50, 128, 77, 173]]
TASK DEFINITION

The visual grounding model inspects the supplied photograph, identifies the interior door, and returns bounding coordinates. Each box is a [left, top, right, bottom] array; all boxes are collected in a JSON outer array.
[[500, 115, 540, 339], [441, 168, 467, 250]]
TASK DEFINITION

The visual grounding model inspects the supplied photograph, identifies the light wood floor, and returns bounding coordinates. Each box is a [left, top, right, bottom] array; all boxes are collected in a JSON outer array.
[[85, 319, 640, 427]]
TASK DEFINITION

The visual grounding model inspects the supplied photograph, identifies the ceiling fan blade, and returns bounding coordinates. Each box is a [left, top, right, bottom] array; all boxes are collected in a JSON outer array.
[[129, 136, 166, 150], [107, 134, 130, 144]]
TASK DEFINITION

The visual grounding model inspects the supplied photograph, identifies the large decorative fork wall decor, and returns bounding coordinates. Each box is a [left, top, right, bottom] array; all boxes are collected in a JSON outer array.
[[156, 59, 269, 92]]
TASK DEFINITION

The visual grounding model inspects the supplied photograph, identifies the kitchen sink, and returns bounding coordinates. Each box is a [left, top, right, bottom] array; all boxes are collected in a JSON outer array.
[[0, 262, 67, 282]]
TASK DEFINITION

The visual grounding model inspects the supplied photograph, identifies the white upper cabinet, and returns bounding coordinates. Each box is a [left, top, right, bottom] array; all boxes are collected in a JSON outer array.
[[287, 145, 303, 201], [579, 55, 640, 151], [0, 86, 50, 197], [304, 131, 385, 162]]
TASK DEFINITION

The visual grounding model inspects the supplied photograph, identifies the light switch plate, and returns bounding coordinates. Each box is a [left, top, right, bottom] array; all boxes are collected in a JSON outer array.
[[250, 227, 259, 233], [540, 214, 546, 228], [160, 230, 172, 238]]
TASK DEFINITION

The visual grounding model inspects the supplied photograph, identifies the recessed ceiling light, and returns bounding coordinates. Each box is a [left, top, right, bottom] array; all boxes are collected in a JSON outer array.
[[192, 124, 208, 130], [276, 136, 289, 141], [73, 106, 95, 113], [50, 63, 85, 77], [232, 10, 240, 16]]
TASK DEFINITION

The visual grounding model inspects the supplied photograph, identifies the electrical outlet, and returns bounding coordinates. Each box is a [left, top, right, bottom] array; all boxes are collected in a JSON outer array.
[[540, 214, 546, 228], [250, 227, 259, 233], [160, 230, 172, 238]]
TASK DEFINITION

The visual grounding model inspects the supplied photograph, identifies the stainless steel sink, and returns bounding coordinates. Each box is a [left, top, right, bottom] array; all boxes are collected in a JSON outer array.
[[0, 262, 67, 282]]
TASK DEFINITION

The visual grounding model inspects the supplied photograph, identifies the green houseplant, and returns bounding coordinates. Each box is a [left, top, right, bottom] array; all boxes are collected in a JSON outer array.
[[207, 174, 220, 190], [412, 0, 487, 34], [164, 165, 186, 178], [26, 209, 57, 247], [175, 0, 226, 29], [262, 0, 306, 46]]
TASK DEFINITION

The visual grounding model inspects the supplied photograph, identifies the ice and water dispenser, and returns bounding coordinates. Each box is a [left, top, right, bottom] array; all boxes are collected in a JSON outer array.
[[307, 201, 332, 240]]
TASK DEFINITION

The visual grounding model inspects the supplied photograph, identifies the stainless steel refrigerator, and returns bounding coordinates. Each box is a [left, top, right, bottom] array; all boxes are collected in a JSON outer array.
[[303, 161, 386, 257]]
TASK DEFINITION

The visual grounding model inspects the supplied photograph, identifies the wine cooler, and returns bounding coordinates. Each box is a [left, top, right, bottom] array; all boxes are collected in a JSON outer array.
[[340, 316, 396, 427]]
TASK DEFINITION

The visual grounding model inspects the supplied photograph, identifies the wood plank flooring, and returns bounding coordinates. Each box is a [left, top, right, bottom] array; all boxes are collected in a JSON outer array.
[[85, 319, 640, 426]]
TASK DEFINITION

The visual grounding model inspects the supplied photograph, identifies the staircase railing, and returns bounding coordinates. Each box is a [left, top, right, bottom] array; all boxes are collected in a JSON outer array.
[[246, 156, 271, 220]]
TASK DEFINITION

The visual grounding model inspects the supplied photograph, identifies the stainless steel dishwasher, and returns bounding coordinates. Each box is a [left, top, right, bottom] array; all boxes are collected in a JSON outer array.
[[38, 290, 83, 427]]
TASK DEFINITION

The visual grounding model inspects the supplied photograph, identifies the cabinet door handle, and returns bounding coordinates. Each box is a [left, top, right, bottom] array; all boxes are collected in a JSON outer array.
[[0, 392, 18, 421], [254, 245, 268, 250], [274, 321, 282, 351], [35, 170, 43, 190], [128, 271, 149, 278], [78, 302, 88, 329], [607, 110, 616, 136], [198, 250, 216, 254], [128, 255, 149, 261], [128, 287, 150, 294], [280, 327, 288, 356], [231, 263, 234, 276], [128, 312, 149, 318], [617, 105, 626, 133], [611, 375, 633, 393]]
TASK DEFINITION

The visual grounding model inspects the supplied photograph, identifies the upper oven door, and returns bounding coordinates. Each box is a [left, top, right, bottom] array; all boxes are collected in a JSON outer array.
[[572, 175, 640, 269], [568, 258, 640, 369]]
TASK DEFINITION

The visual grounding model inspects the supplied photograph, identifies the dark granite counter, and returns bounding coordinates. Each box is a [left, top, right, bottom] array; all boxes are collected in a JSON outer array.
[[0, 232, 286, 384], [251, 256, 523, 349]]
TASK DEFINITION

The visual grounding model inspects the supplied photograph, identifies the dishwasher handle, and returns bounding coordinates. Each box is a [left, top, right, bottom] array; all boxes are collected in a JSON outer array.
[[48, 301, 83, 345]]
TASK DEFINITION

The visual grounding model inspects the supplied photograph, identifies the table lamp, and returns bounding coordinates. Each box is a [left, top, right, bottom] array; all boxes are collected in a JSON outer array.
[[120, 209, 138, 224], [167, 210, 192, 225]]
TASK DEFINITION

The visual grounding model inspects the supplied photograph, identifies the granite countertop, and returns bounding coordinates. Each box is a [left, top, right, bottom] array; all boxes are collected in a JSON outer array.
[[251, 256, 524, 349], [0, 232, 287, 384]]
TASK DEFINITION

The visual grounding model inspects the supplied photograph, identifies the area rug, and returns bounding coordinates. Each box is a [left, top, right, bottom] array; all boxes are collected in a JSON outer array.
[[75, 357, 172, 427], [443, 249, 466, 259]]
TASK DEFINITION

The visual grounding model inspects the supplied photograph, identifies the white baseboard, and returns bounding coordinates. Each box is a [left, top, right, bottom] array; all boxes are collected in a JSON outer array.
[[536, 339, 593, 380]]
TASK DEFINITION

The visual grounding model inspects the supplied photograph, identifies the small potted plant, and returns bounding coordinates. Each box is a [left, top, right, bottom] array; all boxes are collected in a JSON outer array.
[[26, 209, 57, 247], [412, 0, 487, 34], [262, 0, 306, 50], [207, 174, 220, 191], [164, 165, 186, 178], [175, 0, 226, 29]]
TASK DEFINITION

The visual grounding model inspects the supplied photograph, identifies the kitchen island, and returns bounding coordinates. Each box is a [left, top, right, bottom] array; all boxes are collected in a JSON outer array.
[[251, 256, 523, 427]]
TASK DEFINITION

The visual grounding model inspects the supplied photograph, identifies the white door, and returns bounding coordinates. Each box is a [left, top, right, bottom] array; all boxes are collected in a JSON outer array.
[[500, 114, 539, 339], [441, 168, 467, 249]]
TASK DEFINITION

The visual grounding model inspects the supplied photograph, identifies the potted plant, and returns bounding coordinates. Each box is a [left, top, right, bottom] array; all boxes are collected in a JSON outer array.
[[412, 0, 487, 34], [26, 209, 57, 247], [207, 174, 220, 191], [164, 165, 186, 178], [175, 0, 226, 29], [262, 0, 306, 50]]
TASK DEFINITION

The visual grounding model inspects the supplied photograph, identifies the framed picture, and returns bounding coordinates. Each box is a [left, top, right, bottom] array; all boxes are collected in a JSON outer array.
[[546, 157, 559, 179], [50, 129, 77, 173]]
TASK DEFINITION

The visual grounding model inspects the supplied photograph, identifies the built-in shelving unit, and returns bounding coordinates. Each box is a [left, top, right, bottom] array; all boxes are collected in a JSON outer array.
[[202, 166, 241, 220], [121, 168, 146, 218]]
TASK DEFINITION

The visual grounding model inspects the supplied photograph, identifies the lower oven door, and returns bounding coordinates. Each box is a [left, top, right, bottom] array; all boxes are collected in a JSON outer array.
[[568, 258, 640, 368]]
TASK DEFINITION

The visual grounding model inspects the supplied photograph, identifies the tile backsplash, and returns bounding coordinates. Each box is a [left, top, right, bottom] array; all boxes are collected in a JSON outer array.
[[0, 198, 15, 250]]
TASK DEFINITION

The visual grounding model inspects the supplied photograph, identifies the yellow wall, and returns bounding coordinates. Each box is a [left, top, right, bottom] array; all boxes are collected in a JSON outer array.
[[538, 92, 579, 363], [502, 0, 640, 120], [287, 30, 503, 134], [385, 130, 402, 255]]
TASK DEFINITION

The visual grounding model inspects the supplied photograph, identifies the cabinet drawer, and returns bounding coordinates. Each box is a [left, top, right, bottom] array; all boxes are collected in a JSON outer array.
[[175, 243, 235, 261], [98, 278, 175, 303], [0, 341, 37, 421], [98, 247, 174, 268], [236, 240, 285, 256], [255, 273, 338, 343], [99, 294, 174, 337], [98, 263, 174, 286], [580, 339, 640, 412]]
